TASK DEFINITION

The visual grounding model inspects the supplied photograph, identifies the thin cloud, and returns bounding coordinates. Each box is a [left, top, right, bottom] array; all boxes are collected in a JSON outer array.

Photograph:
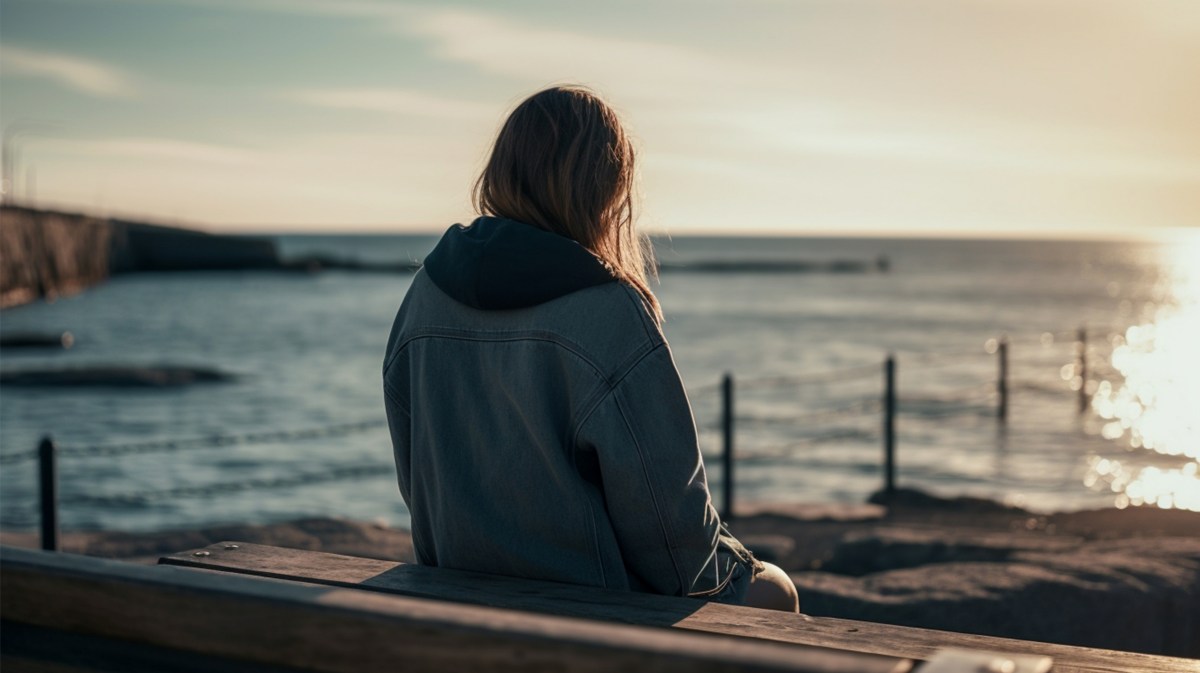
[[400, 8, 776, 102], [287, 88, 495, 121], [0, 45, 136, 97], [756, 123, 1200, 183], [181, 0, 408, 19], [44, 137, 261, 164], [46, 0, 411, 20]]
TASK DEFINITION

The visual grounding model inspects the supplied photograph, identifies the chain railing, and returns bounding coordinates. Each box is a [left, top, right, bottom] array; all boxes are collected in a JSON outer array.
[[8, 418, 391, 550], [10, 322, 1123, 550], [687, 324, 1125, 520], [0, 418, 386, 466]]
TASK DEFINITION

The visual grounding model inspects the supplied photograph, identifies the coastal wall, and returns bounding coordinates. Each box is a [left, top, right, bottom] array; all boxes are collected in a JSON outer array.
[[0, 207, 113, 309], [0, 206, 279, 309]]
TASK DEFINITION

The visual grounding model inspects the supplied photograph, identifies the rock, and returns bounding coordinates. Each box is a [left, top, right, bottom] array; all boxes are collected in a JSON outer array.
[[280, 256, 422, 273], [736, 501, 886, 523], [821, 527, 1082, 576], [0, 365, 235, 387], [655, 259, 873, 274], [0, 331, 74, 349], [0, 517, 415, 564], [792, 535, 1200, 657], [740, 534, 795, 564], [868, 487, 1026, 515]]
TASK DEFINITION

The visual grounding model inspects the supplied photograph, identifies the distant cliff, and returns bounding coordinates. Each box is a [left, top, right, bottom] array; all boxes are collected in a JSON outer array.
[[0, 207, 113, 308], [0, 206, 279, 309]]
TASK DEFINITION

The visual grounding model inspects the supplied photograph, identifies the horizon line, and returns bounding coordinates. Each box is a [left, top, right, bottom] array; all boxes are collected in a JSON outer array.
[[4, 200, 1192, 243]]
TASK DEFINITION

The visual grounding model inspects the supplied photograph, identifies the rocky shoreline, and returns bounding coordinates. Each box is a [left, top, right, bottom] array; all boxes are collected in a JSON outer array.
[[1, 205, 278, 309], [3, 488, 1198, 658], [734, 491, 1200, 658]]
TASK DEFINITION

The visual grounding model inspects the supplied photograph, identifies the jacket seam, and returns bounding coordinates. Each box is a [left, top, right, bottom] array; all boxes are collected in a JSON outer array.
[[391, 333, 607, 382], [387, 331, 615, 445], [568, 343, 665, 451], [383, 382, 410, 412], [586, 501, 608, 589], [381, 338, 407, 377], [612, 389, 689, 596], [617, 284, 658, 343]]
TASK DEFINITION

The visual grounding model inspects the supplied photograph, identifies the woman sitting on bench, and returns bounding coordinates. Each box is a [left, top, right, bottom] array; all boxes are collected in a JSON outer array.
[[382, 85, 798, 613]]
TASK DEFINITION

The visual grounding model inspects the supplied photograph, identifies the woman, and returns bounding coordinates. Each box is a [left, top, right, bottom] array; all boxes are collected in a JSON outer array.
[[382, 85, 798, 612]]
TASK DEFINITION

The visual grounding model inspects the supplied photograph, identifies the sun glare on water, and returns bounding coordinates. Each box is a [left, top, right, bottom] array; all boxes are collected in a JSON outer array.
[[1085, 234, 1200, 512]]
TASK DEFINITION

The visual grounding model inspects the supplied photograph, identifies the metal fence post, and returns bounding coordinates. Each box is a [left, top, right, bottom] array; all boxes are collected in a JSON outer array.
[[1077, 326, 1089, 414], [998, 337, 1009, 422], [883, 356, 896, 500], [38, 435, 59, 551], [721, 373, 735, 521]]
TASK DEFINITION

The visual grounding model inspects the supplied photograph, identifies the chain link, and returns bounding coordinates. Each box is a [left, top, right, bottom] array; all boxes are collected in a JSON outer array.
[[60, 463, 392, 506], [737, 363, 881, 389], [0, 418, 386, 465], [733, 397, 883, 429]]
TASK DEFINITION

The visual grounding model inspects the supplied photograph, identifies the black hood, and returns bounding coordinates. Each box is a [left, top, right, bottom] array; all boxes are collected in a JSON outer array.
[[422, 216, 616, 310]]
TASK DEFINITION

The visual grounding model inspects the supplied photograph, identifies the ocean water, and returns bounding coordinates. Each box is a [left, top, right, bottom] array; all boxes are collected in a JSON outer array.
[[1, 234, 1197, 532]]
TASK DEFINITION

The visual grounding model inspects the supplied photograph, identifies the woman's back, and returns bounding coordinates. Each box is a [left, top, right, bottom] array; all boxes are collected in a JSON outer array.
[[383, 216, 745, 596], [381, 86, 795, 611]]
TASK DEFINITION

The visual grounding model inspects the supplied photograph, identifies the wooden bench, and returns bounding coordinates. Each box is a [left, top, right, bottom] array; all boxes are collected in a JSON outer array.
[[2, 544, 905, 673], [3, 543, 1196, 673], [154, 542, 1198, 673]]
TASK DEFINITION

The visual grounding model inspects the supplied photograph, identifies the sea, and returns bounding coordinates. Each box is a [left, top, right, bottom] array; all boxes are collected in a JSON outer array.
[[1, 234, 1197, 533]]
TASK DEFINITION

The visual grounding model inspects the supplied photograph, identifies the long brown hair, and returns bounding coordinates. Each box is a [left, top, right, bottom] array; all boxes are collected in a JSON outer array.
[[473, 85, 661, 321]]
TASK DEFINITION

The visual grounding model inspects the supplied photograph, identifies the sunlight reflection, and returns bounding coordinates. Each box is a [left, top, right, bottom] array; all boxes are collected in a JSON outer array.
[[1085, 457, 1200, 512], [1085, 233, 1200, 511]]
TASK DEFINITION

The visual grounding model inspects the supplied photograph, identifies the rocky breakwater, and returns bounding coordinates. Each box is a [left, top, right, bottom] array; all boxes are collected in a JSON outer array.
[[0, 206, 279, 308]]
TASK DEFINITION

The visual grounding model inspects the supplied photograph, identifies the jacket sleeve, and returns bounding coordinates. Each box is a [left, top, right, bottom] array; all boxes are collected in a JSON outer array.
[[574, 343, 723, 596], [383, 383, 414, 510]]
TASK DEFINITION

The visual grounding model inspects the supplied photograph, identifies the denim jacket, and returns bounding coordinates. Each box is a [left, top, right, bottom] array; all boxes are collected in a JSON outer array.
[[382, 217, 755, 598]]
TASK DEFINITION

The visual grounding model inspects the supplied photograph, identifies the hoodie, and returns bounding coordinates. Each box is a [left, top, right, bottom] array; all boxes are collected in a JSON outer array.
[[381, 216, 757, 601], [423, 216, 616, 310]]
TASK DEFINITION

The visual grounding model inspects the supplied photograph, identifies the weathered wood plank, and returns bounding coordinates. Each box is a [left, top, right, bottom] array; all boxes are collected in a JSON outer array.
[[1, 620, 306, 673], [161, 542, 1200, 673], [2, 545, 905, 673]]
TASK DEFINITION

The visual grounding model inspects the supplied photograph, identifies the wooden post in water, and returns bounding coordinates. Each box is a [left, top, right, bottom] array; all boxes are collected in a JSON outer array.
[[38, 436, 59, 551], [1077, 326, 1089, 414], [997, 337, 1009, 422], [721, 373, 735, 522], [882, 356, 896, 500]]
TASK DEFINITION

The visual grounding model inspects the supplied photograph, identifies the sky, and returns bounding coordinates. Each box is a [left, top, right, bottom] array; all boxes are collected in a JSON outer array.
[[1, 0, 1198, 236]]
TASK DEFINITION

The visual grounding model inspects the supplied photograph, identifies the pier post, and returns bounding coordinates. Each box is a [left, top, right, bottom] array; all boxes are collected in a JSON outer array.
[[883, 356, 896, 500], [1077, 326, 1089, 414], [38, 436, 59, 551], [721, 373, 735, 521], [998, 337, 1009, 422]]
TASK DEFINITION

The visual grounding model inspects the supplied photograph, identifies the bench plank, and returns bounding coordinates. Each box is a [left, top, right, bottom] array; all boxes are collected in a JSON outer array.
[[161, 542, 1200, 673], [2, 620, 306, 673], [2, 545, 904, 673]]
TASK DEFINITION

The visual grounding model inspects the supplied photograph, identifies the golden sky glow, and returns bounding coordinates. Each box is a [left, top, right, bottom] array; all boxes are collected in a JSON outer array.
[[1, 0, 1198, 234]]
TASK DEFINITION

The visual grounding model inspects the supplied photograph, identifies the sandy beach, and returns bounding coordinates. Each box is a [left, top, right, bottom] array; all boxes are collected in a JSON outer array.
[[5, 488, 1197, 658]]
